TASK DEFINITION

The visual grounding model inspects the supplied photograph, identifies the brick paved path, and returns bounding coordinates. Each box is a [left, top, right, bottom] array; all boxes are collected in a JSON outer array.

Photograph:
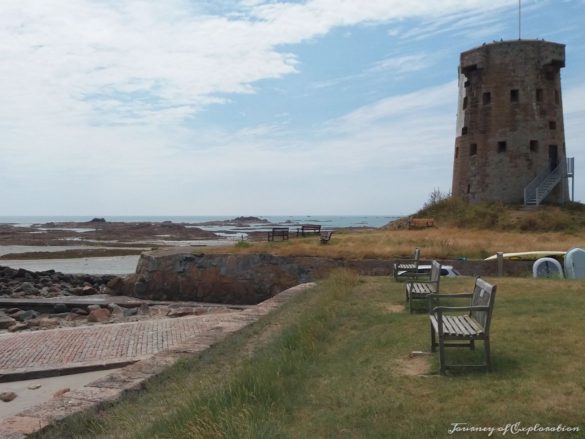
[[0, 314, 236, 377], [0, 283, 315, 439]]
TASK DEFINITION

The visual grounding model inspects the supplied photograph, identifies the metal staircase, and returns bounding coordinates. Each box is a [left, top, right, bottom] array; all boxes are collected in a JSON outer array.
[[524, 158, 574, 206]]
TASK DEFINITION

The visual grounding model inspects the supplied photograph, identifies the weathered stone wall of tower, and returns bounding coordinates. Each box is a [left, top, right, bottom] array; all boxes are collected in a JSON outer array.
[[452, 40, 568, 204]]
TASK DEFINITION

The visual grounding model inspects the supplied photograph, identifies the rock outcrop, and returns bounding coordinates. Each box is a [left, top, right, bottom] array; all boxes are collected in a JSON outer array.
[[119, 251, 392, 305], [114, 250, 533, 305]]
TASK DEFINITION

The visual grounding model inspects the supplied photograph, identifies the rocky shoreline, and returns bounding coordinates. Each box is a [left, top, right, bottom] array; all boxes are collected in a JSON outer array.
[[0, 265, 237, 335], [0, 219, 219, 247], [0, 265, 117, 299]]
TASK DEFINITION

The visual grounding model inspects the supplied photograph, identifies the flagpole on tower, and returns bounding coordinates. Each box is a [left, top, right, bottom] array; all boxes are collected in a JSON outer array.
[[518, 0, 522, 40]]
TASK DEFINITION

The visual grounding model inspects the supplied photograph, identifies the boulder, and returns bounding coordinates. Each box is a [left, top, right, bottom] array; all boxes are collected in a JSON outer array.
[[0, 314, 16, 330], [76, 286, 98, 295], [137, 303, 150, 315], [87, 308, 111, 322], [12, 309, 39, 322], [53, 388, 70, 398], [0, 392, 17, 402], [123, 308, 138, 317], [107, 303, 124, 318], [37, 318, 60, 329], [106, 277, 125, 290], [167, 307, 195, 318], [18, 282, 39, 294], [53, 303, 69, 313], [8, 323, 28, 332]]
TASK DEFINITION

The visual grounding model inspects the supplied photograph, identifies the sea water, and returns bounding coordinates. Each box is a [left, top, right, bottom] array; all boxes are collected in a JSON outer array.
[[0, 215, 399, 274], [0, 215, 397, 229]]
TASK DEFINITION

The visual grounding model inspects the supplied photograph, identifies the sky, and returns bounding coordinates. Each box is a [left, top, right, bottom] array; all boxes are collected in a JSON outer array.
[[1, 0, 584, 216]]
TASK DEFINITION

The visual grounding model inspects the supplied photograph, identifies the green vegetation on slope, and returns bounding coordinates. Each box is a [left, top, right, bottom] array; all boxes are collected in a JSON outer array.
[[38, 272, 585, 438], [414, 193, 585, 232]]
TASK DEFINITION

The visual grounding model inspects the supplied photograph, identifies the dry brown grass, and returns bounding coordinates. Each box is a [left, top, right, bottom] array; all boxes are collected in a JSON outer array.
[[204, 227, 585, 260]]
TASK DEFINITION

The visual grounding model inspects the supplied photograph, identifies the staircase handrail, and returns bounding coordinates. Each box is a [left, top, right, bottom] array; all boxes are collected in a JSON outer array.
[[524, 165, 553, 205], [524, 161, 564, 206]]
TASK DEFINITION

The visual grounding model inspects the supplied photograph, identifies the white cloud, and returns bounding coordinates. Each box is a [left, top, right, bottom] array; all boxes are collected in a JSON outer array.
[[0, 0, 514, 128], [328, 81, 456, 133]]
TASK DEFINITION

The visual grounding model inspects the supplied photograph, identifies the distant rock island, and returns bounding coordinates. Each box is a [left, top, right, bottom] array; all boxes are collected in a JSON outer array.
[[193, 216, 271, 227], [0, 220, 217, 247]]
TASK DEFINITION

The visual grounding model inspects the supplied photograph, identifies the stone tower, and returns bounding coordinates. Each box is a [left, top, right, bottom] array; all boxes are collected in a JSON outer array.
[[451, 40, 570, 205]]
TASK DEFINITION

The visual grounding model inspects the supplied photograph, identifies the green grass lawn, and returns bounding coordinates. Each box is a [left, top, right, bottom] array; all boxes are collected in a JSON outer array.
[[38, 272, 585, 438]]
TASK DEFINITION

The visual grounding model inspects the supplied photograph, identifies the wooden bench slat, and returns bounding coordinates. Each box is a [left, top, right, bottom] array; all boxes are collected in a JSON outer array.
[[457, 317, 477, 335], [443, 316, 463, 335], [462, 316, 484, 333], [453, 316, 472, 335], [441, 317, 458, 335], [446, 316, 464, 335], [400, 263, 416, 269], [449, 316, 473, 336]]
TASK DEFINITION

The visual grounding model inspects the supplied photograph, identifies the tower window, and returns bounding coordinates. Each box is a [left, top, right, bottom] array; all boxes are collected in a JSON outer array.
[[462, 97, 468, 110], [498, 141, 507, 153], [530, 140, 539, 152], [545, 67, 556, 81], [462, 127, 468, 135], [467, 184, 471, 194], [469, 143, 477, 156], [455, 147, 459, 159], [555, 90, 560, 104], [549, 121, 557, 130], [510, 89, 519, 102], [536, 89, 543, 102], [482, 92, 491, 105]]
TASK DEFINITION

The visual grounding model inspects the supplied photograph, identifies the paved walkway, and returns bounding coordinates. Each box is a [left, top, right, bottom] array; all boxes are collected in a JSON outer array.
[[0, 283, 315, 439], [0, 312, 249, 381]]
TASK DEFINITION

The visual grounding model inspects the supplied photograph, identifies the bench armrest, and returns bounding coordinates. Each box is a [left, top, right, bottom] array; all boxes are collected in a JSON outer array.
[[397, 271, 429, 278], [431, 305, 490, 314], [428, 293, 473, 299]]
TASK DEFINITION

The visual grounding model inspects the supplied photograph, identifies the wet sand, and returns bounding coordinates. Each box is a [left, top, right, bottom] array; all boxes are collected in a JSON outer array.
[[0, 255, 141, 275], [0, 369, 116, 420]]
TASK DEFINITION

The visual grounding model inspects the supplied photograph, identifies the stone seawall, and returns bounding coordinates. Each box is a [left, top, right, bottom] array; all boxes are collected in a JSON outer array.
[[118, 250, 533, 305]]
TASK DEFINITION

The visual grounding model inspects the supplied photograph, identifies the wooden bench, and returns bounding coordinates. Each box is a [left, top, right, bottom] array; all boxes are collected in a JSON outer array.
[[405, 260, 441, 313], [428, 277, 497, 374], [393, 247, 422, 281], [267, 227, 289, 241], [320, 231, 334, 244], [408, 218, 435, 229], [296, 224, 321, 237]]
